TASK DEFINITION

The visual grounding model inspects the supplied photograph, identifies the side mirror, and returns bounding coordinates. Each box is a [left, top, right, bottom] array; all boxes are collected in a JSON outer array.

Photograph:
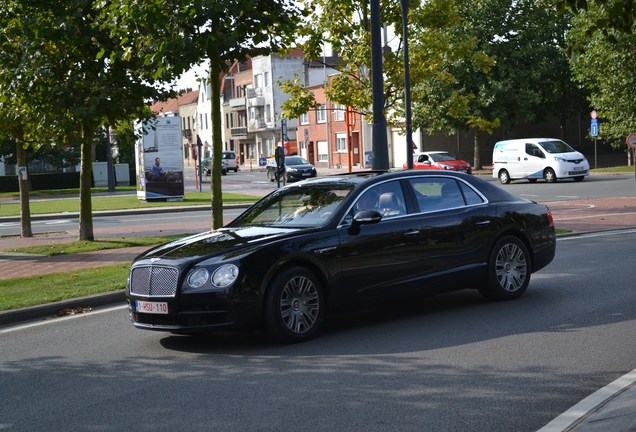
[[347, 210, 382, 235], [353, 209, 382, 225]]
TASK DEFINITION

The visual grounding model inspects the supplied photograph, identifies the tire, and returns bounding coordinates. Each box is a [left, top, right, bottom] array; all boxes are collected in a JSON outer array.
[[573, 176, 584, 182], [479, 236, 530, 301], [267, 170, 275, 182], [498, 169, 511, 184], [234, 168, 239, 173], [544, 168, 557, 183], [264, 266, 324, 343]]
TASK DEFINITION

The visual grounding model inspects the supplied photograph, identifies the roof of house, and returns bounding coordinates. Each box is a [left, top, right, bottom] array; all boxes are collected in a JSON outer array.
[[150, 89, 200, 115]]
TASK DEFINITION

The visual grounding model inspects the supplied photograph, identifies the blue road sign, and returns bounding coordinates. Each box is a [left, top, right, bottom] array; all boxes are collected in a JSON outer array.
[[591, 118, 598, 137]]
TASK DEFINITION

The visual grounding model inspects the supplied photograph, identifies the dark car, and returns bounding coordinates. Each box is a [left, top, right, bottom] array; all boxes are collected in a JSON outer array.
[[202, 158, 227, 177], [267, 155, 317, 183], [127, 170, 556, 343]]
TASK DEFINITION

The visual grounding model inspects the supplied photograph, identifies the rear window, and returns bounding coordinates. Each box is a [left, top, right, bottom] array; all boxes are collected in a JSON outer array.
[[222, 152, 236, 159]]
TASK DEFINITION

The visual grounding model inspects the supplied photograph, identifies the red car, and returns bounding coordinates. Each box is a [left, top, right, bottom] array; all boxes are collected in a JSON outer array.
[[404, 151, 472, 174]]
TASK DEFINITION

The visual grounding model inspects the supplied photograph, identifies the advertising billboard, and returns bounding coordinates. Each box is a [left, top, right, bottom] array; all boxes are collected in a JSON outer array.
[[135, 117, 184, 201]]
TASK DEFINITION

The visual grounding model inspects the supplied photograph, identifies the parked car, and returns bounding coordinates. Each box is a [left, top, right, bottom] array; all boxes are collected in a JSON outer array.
[[266, 155, 317, 183], [492, 138, 590, 184], [201, 158, 227, 177], [404, 151, 472, 174], [127, 170, 556, 343], [222, 151, 239, 172]]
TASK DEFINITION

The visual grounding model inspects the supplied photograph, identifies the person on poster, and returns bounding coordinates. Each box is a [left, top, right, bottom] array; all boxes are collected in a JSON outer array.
[[152, 157, 164, 179]]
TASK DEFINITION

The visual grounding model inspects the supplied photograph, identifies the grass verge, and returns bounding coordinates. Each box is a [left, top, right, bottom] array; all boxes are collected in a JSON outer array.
[[0, 264, 129, 311], [1, 235, 188, 256], [0, 191, 260, 217]]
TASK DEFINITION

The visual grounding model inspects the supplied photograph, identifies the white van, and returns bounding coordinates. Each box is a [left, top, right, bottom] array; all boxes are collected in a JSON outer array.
[[492, 138, 589, 184]]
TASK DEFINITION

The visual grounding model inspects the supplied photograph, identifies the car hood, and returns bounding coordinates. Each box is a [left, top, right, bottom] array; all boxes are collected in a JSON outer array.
[[135, 226, 301, 261], [286, 163, 315, 170], [438, 159, 469, 167]]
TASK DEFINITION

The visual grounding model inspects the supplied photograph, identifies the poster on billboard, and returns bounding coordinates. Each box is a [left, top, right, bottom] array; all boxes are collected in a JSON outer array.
[[135, 117, 184, 201]]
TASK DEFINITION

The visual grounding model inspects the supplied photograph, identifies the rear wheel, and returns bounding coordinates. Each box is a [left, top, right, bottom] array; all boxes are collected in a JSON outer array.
[[544, 168, 557, 183], [264, 266, 324, 343], [498, 169, 511, 184], [479, 236, 530, 301]]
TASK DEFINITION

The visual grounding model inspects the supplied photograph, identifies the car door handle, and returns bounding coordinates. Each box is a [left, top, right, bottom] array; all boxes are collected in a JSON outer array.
[[404, 229, 421, 236], [475, 220, 492, 226]]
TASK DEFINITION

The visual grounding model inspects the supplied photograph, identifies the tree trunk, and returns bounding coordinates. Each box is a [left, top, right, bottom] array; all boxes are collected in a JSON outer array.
[[473, 129, 481, 170], [15, 125, 32, 238], [78, 122, 94, 240], [209, 63, 224, 230]]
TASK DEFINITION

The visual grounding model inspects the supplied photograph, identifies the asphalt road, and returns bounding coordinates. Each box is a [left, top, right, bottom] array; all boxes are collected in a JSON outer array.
[[2, 230, 635, 431], [1, 172, 634, 239]]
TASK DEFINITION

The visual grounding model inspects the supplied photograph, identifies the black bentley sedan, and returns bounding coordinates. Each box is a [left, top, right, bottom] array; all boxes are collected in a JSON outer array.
[[127, 170, 556, 343]]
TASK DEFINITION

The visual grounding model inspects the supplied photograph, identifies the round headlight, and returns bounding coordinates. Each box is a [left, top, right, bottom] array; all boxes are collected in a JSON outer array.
[[211, 264, 239, 288], [187, 268, 209, 288]]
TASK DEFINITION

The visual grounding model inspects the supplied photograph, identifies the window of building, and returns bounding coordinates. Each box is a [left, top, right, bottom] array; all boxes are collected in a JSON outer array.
[[317, 105, 327, 123], [300, 112, 309, 125], [265, 105, 272, 122], [264, 72, 269, 87], [333, 104, 345, 121], [255, 73, 262, 88], [318, 141, 329, 162], [336, 133, 347, 152]]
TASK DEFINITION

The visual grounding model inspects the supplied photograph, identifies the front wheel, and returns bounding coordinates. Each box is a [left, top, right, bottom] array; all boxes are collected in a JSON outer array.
[[544, 168, 557, 183], [264, 266, 324, 343], [498, 169, 511, 184], [479, 236, 530, 301]]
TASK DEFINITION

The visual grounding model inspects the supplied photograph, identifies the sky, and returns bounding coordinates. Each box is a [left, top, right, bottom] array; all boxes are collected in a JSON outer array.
[[175, 61, 209, 91]]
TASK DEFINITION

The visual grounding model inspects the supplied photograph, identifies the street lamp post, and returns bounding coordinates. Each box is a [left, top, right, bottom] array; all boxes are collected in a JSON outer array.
[[370, 0, 389, 170], [400, 0, 414, 170]]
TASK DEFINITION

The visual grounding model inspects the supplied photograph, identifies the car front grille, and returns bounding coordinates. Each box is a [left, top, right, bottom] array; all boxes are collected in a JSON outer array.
[[129, 265, 179, 298]]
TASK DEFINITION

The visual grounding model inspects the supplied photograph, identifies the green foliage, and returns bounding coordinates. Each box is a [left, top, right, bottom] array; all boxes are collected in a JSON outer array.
[[565, 0, 636, 147], [288, 0, 403, 123]]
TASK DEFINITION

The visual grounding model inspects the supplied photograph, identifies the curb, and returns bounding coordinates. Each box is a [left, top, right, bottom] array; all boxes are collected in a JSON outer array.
[[0, 291, 126, 326], [0, 203, 252, 223]]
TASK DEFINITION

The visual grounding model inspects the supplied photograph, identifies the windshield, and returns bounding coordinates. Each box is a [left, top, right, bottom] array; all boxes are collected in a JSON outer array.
[[429, 152, 458, 162], [538, 140, 576, 154], [285, 156, 310, 166], [230, 184, 354, 228]]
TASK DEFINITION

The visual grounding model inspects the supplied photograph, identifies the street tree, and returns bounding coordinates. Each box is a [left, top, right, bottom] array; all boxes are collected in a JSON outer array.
[[280, 0, 404, 124], [1, 0, 188, 240], [120, 0, 304, 229], [561, 0, 636, 148], [410, 0, 585, 169]]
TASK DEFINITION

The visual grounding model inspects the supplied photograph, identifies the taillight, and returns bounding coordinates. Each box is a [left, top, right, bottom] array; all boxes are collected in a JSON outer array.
[[546, 209, 554, 227]]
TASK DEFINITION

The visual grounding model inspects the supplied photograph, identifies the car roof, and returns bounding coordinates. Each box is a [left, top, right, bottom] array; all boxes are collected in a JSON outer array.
[[287, 170, 523, 203], [495, 138, 564, 145]]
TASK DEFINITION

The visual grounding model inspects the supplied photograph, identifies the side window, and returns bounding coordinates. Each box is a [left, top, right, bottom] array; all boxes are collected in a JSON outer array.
[[350, 181, 407, 220], [459, 182, 485, 205], [526, 144, 544, 158], [409, 178, 466, 212]]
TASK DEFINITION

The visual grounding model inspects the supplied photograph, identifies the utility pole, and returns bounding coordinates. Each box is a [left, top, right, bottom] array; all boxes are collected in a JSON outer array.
[[370, 0, 389, 170]]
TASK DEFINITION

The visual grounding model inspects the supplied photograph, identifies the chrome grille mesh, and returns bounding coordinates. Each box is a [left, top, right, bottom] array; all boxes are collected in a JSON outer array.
[[130, 266, 178, 298]]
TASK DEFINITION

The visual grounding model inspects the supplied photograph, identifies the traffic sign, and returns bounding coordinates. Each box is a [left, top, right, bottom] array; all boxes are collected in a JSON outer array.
[[591, 119, 598, 137], [627, 133, 636, 149]]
